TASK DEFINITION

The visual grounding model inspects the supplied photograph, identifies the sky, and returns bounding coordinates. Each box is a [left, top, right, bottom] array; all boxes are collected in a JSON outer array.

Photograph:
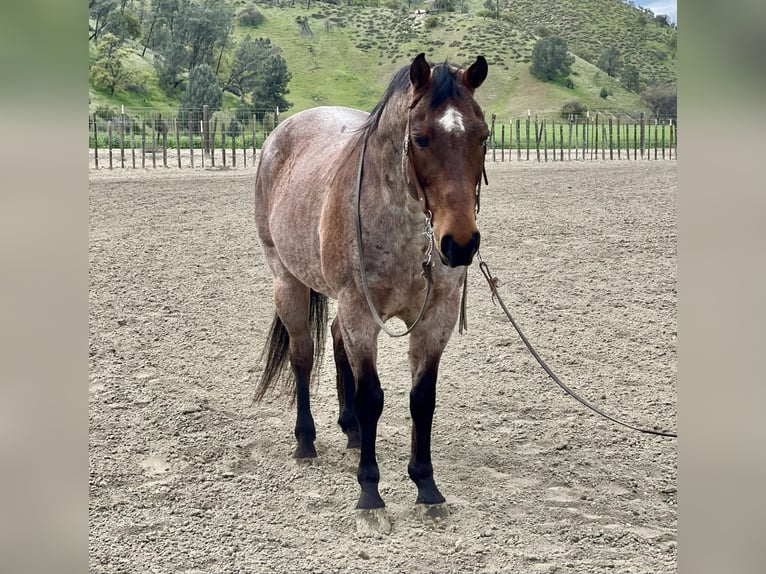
[[636, 1, 677, 24]]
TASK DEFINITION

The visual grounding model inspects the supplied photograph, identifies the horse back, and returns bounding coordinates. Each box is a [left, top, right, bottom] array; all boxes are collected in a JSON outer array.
[[254, 106, 367, 296]]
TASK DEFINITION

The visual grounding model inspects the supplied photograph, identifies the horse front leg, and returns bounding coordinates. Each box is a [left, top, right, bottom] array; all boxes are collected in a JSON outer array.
[[336, 308, 384, 508], [408, 359, 446, 505], [407, 308, 458, 513]]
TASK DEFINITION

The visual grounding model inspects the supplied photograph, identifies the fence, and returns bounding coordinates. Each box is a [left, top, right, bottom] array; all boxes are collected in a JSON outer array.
[[89, 107, 677, 170], [89, 105, 280, 170]]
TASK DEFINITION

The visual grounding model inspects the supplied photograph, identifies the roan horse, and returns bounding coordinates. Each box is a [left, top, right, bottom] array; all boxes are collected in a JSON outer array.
[[253, 53, 489, 528]]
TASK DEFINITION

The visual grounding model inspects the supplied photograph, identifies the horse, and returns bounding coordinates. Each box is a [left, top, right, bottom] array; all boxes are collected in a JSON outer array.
[[253, 53, 489, 527]]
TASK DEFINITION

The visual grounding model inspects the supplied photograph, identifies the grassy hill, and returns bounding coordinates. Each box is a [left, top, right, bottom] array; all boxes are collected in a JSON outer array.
[[89, 0, 677, 121]]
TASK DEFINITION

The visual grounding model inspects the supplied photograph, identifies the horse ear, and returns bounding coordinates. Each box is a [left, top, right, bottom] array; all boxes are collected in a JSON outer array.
[[409, 53, 431, 92], [463, 56, 488, 92]]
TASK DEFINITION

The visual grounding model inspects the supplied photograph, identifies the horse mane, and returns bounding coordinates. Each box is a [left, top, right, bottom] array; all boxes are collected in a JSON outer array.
[[358, 60, 463, 138]]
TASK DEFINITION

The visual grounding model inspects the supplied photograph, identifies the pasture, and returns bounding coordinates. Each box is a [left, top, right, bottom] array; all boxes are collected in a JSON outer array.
[[89, 160, 676, 573]]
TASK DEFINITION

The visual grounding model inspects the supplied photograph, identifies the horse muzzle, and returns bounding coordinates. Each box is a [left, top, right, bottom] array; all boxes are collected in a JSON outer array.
[[439, 231, 480, 267]]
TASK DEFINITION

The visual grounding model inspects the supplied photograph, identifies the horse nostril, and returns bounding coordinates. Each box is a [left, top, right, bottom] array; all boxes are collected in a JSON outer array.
[[440, 232, 481, 267], [469, 231, 481, 254]]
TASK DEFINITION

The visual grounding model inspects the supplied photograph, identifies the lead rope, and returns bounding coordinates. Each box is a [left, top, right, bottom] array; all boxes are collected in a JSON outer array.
[[474, 251, 677, 438], [355, 133, 435, 338]]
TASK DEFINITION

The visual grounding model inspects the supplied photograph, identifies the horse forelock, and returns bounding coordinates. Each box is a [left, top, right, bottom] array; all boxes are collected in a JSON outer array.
[[358, 60, 470, 138]]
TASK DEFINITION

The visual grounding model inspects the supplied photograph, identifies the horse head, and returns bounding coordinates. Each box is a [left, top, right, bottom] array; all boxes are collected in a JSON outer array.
[[404, 53, 489, 268]]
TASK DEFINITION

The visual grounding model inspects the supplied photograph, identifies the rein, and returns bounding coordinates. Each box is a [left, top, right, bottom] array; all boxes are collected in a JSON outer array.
[[354, 131, 435, 338], [473, 251, 678, 439]]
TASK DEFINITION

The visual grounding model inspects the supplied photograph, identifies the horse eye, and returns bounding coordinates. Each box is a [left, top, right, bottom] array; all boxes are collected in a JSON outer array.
[[413, 135, 429, 148], [480, 138, 488, 148]]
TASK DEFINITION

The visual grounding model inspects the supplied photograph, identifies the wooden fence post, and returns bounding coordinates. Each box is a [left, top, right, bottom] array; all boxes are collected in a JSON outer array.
[[174, 118, 181, 168], [516, 118, 521, 161], [639, 112, 645, 159], [601, 124, 606, 160], [108, 121, 113, 170], [609, 118, 613, 160], [130, 119, 135, 168], [119, 112, 125, 168], [141, 118, 146, 168], [626, 122, 630, 160], [232, 123, 236, 167], [199, 120, 210, 169], [188, 112, 194, 168], [616, 117, 621, 160], [222, 122, 227, 167], [93, 114, 99, 169], [152, 112, 157, 169], [668, 120, 678, 159], [202, 105, 210, 165], [210, 118, 216, 167], [534, 115, 540, 162], [575, 116, 580, 161], [594, 114, 599, 160], [160, 114, 167, 167], [661, 121, 666, 160], [253, 114, 258, 165], [490, 114, 496, 162], [543, 118, 548, 162], [583, 117, 587, 160], [525, 114, 530, 160], [654, 119, 658, 160], [559, 123, 564, 161], [551, 119, 556, 161]]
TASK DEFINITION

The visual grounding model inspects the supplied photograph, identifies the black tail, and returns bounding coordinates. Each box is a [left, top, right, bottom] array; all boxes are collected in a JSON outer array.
[[255, 290, 328, 402]]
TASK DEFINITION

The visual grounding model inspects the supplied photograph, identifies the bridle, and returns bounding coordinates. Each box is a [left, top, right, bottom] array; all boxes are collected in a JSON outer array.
[[354, 94, 676, 438], [354, 95, 487, 338]]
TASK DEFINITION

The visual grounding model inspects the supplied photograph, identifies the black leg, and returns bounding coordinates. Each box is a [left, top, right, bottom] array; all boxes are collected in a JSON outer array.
[[355, 363, 385, 509], [332, 318, 360, 448], [293, 363, 317, 458], [408, 367, 445, 505]]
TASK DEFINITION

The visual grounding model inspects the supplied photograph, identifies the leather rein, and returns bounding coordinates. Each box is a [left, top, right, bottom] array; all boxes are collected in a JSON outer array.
[[354, 99, 485, 338], [353, 98, 675, 438]]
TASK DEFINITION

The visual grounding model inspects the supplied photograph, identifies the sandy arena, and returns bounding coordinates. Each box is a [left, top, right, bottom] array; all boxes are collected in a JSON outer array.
[[89, 159, 677, 573]]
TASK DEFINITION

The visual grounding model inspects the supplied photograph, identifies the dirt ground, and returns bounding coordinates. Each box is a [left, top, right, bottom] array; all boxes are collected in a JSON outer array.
[[89, 159, 677, 573]]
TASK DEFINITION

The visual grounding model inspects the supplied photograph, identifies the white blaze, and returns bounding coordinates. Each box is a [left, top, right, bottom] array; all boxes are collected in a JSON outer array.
[[437, 107, 465, 133]]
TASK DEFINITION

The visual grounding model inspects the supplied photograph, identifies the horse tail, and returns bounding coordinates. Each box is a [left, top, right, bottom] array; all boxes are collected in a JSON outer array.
[[255, 289, 328, 402]]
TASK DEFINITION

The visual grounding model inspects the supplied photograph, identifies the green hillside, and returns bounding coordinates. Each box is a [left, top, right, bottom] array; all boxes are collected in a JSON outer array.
[[89, 0, 677, 121]]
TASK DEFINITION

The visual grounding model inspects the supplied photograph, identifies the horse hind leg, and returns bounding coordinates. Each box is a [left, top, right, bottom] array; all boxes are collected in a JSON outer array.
[[331, 317, 360, 449], [258, 276, 327, 459]]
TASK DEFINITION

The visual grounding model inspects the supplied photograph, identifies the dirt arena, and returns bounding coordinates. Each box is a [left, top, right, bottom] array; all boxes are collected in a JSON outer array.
[[89, 159, 677, 573]]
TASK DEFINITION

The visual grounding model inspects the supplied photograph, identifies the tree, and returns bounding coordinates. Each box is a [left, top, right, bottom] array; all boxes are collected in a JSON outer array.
[[150, 0, 235, 93], [621, 64, 640, 92], [181, 64, 223, 112], [223, 36, 281, 98], [90, 33, 133, 95], [529, 36, 575, 81], [597, 46, 623, 78], [251, 53, 293, 119], [640, 85, 677, 119]]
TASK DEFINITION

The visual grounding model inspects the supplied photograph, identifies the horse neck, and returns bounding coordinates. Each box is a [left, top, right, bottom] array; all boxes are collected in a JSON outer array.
[[362, 97, 415, 213]]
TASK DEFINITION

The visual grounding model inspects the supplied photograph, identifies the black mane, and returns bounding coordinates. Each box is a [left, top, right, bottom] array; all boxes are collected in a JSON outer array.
[[358, 60, 462, 136]]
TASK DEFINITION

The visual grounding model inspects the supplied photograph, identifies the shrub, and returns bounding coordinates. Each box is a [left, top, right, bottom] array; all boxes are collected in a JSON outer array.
[[238, 6, 264, 27], [565, 78, 574, 89], [424, 16, 440, 30], [560, 100, 586, 119], [600, 87, 608, 99]]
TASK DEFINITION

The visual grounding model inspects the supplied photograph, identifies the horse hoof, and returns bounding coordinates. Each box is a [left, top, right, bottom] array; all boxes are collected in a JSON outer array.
[[345, 430, 361, 449], [416, 503, 450, 521], [356, 508, 392, 535], [293, 443, 317, 459]]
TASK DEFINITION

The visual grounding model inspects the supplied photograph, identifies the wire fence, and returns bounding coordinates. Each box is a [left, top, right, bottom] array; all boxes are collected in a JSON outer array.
[[88, 107, 677, 170]]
